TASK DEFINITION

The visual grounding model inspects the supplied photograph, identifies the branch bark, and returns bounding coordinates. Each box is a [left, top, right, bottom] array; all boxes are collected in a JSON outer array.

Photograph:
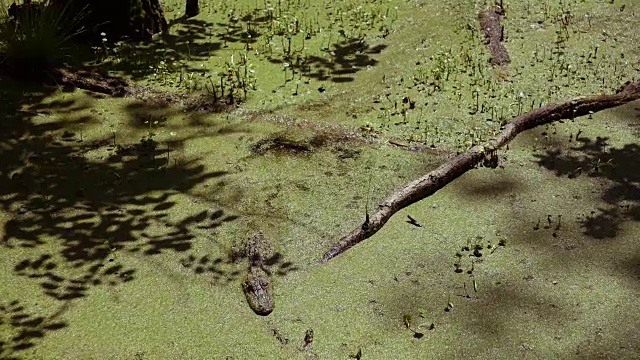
[[321, 80, 640, 263]]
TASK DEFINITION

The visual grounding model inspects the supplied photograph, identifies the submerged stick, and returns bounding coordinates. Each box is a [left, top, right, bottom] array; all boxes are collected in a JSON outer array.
[[321, 81, 640, 263]]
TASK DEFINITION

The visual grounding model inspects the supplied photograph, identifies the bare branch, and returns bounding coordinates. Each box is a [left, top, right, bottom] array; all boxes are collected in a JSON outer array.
[[321, 81, 640, 263]]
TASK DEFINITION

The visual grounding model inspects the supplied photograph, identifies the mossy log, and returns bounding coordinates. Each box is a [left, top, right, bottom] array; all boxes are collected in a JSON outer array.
[[478, 5, 510, 66]]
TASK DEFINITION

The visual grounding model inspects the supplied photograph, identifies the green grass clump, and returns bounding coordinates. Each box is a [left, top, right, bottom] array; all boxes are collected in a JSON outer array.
[[0, 0, 84, 77]]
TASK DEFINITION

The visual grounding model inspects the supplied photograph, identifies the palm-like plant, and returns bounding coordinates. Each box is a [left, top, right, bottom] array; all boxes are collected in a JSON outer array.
[[0, 0, 86, 78]]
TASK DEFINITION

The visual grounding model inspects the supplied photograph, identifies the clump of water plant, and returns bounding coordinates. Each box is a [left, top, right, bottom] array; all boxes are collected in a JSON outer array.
[[206, 52, 257, 104]]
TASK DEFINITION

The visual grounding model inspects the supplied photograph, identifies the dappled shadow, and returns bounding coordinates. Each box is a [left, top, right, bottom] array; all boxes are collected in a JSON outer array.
[[179, 250, 299, 286], [100, 17, 219, 81], [1, 125, 229, 259], [77, 7, 391, 135], [211, 11, 264, 48], [165, 18, 222, 59], [0, 299, 68, 360], [105, 9, 386, 86], [204, 5, 389, 83], [0, 77, 238, 344], [269, 37, 386, 83], [534, 136, 640, 239]]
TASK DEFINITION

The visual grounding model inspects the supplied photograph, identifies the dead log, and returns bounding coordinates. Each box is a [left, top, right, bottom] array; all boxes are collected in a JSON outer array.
[[321, 81, 640, 263], [479, 5, 510, 66]]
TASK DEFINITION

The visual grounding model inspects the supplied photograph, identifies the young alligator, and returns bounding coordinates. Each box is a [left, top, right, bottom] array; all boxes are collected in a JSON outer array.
[[242, 231, 274, 316]]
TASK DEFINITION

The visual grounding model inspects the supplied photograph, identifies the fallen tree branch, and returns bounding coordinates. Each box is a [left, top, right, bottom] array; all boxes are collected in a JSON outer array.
[[321, 80, 640, 263]]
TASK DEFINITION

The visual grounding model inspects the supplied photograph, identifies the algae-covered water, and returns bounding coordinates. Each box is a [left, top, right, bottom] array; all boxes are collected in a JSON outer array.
[[1, 0, 639, 359]]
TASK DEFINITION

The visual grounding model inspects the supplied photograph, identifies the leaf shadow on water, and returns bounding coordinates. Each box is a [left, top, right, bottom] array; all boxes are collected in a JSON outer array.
[[533, 135, 640, 240], [519, 133, 640, 356], [100, 17, 221, 81], [367, 104, 640, 357], [0, 299, 69, 360], [484, 105, 640, 356], [269, 37, 387, 83], [178, 250, 300, 286], [178, 6, 389, 84], [0, 79, 239, 355]]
